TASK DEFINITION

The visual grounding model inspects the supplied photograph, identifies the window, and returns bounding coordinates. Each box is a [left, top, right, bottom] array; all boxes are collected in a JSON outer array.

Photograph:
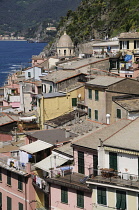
[[95, 90, 99, 101], [116, 190, 126, 210], [28, 72, 31, 78], [61, 186, 68, 204], [88, 89, 92, 99], [109, 152, 117, 171], [117, 109, 121, 119], [134, 40, 139, 49], [78, 151, 84, 174], [95, 110, 98, 121], [43, 84, 46, 93], [72, 98, 77, 107], [138, 194, 139, 210], [18, 202, 23, 210], [97, 187, 107, 205], [7, 171, 11, 186], [18, 175, 23, 191], [120, 41, 129, 50], [88, 108, 91, 119], [0, 192, 2, 210], [77, 191, 84, 208], [7, 197, 12, 210], [64, 50, 66, 55], [49, 85, 52, 93], [0, 168, 2, 181]]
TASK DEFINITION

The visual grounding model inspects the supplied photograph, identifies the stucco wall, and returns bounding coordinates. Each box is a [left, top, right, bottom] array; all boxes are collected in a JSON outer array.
[[91, 185, 138, 210], [50, 184, 92, 210], [0, 167, 35, 210], [85, 87, 106, 123]]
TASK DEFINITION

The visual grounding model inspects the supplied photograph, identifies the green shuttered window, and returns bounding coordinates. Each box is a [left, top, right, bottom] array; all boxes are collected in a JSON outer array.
[[95, 110, 98, 121], [7, 171, 11, 186], [109, 152, 117, 171], [19, 202, 23, 210], [97, 187, 107, 205], [49, 86, 52, 93], [0, 168, 2, 181], [61, 186, 68, 204], [88, 89, 92, 99], [88, 108, 91, 119], [72, 98, 77, 107], [0, 192, 2, 209], [7, 197, 12, 210], [117, 109, 121, 119], [78, 151, 84, 174], [116, 190, 126, 210], [77, 191, 84, 208], [18, 175, 23, 191], [95, 90, 99, 101]]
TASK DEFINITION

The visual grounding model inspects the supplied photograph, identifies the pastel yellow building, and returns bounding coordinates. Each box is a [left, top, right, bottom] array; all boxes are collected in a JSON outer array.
[[38, 85, 85, 129], [119, 32, 139, 63]]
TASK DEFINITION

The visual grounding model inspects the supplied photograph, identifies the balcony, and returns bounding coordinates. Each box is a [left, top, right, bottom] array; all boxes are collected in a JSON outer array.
[[88, 168, 139, 190], [32, 175, 49, 194], [46, 169, 91, 192], [0, 153, 28, 176]]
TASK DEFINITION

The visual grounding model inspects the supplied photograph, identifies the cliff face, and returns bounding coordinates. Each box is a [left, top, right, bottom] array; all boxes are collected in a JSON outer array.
[[57, 0, 139, 45]]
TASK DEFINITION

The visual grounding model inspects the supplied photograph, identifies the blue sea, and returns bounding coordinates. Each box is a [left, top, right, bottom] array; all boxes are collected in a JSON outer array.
[[0, 41, 47, 87]]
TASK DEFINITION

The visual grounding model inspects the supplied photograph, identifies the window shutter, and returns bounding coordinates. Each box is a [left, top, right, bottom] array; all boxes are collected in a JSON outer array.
[[97, 188, 102, 204], [0, 192, 2, 209], [0, 168, 2, 181], [7, 171, 11, 185], [88, 89, 92, 99], [7, 197, 12, 210], [49, 86, 52, 93], [121, 192, 126, 210], [95, 110, 98, 121], [134, 40, 137, 49], [88, 108, 91, 119], [18, 175, 23, 191], [61, 187, 68, 203], [127, 41, 129, 49], [19, 203, 23, 210], [77, 191, 84, 208], [72, 98, 77, 106], [116, 191, 121, 209], [109, 152, 117, 170], [95, 90, 99, 101], [102, 189, 107, 205], [120, 41, 122, 49], [78, 151, 84, 174], [117, 109, 121, 119]]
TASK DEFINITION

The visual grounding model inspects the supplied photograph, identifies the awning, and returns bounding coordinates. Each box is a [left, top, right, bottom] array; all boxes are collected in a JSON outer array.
[[34, 154, 68, 171], [19, 116, 37, 122], [20, 140, 53, 154]]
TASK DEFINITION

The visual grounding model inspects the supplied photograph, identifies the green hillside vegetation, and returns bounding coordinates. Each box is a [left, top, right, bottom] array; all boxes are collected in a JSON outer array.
[[57, 0, 139, 45], [0, 0, 81, 34]]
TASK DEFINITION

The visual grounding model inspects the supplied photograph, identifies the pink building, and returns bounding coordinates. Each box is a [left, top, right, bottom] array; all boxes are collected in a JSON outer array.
[[0, 155, 36, 210]]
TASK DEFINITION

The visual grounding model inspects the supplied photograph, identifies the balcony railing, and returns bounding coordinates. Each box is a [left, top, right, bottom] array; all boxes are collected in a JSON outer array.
[[88, 168, 139, 189], [32, 174, 49, 193]]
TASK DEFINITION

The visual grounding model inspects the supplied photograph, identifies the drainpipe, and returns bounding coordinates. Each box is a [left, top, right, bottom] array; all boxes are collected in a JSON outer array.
[[25, 177, 27, 210]]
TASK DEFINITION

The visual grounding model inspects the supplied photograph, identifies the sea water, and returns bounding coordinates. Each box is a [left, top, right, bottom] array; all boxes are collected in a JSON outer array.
[[0, 41, 47, 87]]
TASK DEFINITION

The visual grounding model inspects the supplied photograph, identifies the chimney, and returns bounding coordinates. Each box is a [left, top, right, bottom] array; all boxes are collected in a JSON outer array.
[[65, 128, 71, 138]]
